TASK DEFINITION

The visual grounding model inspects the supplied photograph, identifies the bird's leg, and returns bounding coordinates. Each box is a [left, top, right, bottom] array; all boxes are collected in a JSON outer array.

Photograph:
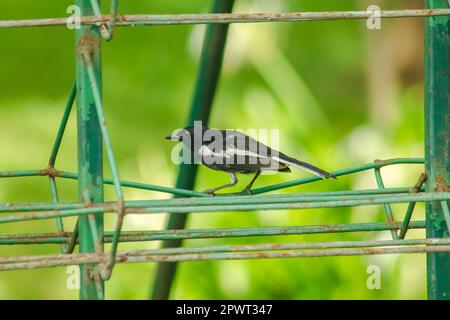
[[243, 170, 261, 195], [203, 172, 238, 195]]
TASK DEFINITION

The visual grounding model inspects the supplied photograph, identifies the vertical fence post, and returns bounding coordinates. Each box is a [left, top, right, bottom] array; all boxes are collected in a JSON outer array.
[[425, 0, 450, 300], [75, 0, 104, 300], [151, 0, 235, 300]]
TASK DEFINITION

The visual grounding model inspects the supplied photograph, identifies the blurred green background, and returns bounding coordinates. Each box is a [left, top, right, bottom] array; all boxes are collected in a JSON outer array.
[[0, 0, 428, 299]]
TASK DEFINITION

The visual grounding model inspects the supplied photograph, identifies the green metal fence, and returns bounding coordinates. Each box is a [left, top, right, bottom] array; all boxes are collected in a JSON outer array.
[[0, 0, 449, 300]]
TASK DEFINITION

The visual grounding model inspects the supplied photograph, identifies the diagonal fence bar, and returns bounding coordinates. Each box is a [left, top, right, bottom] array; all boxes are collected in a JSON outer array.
[[374, 166, 398, 240], [398, 173, 427, 239], [47, 81, 77, 254], [48, 82, 76, 167], [440, 201, 450, 234], [82, 50, 125, 280], [251, 158, 424, 194], [89, 0, 112, 40], [108, 0, 119, 39], [48, 177, 66, 253]]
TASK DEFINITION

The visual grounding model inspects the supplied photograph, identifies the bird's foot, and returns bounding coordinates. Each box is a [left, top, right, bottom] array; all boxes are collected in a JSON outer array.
[[242, 187, 253, 195], [202, 188, 217, 196]]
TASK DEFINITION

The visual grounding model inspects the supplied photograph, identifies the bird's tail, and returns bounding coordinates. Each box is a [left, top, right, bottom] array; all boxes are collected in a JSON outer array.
[[274, 154, 336, 180]]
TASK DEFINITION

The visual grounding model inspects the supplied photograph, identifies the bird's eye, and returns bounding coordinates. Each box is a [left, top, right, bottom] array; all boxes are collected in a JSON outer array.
[[178, 136, 184, 142]]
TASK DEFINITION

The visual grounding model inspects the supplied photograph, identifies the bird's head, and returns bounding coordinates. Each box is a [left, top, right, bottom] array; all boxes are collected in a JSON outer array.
[[165, 128, 190, 143], [165, 125, 209, 145]]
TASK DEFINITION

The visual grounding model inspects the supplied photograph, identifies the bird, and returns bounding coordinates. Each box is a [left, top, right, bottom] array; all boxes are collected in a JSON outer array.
[[165, 125, 336, 195]]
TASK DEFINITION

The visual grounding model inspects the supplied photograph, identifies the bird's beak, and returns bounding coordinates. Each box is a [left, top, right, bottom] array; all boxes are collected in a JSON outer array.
[[165, 135, 176, 141]]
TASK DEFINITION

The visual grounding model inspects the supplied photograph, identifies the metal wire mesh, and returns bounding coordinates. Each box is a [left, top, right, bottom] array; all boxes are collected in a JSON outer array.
[[1, 0, 450, 300]]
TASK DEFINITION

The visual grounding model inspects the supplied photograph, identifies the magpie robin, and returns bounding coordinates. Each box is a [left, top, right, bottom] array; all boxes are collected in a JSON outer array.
[[166, 126, 336, 195]]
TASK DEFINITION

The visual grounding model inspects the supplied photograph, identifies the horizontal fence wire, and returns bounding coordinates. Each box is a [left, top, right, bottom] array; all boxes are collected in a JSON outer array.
[[1, 239, 450, 271], [0, 221, 427, 245], [0, 186, 426, 213], [1, 192, 449, 223], [1, 9, 450, 29]]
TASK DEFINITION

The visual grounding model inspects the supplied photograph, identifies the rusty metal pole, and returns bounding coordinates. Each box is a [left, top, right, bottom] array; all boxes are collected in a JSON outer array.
[[151, 0, 235, 300], [75, 0, 104, 300], [425, 0, 450, 300]]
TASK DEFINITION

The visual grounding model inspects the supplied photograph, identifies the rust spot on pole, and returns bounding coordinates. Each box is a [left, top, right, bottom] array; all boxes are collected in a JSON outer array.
[[77, 29, 101, 63], [434, 175, 450, 192]]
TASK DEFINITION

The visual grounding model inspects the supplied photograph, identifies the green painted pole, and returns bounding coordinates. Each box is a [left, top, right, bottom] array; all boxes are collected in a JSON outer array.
[[425, 0, 450, 300], [75, 0, 104, 300], [151, 0, 235, 300]]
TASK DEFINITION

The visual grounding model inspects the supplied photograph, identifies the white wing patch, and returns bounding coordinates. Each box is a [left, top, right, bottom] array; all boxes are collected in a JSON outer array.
[[225, 147, 270, 159], [198, 145, 230, 158], [199, 144, 272, 159]]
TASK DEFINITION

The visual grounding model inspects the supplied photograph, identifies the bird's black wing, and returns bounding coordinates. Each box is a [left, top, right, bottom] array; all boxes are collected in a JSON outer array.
[[223, 130, 335, 179], [220, 130, 288, 172]]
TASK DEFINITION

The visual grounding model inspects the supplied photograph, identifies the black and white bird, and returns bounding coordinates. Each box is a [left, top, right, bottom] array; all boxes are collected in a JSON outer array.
[[166, 126, 336, 195]]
